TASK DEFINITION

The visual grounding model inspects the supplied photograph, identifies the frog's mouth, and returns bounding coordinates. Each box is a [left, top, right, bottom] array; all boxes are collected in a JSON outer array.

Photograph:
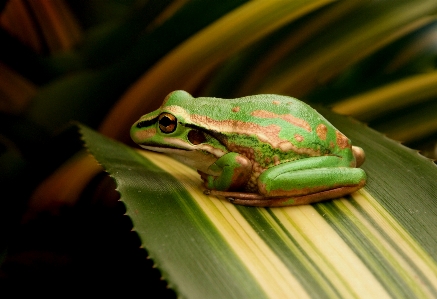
[[139, 133, 225, 154], [139, 141, 225, 157], [138, 142, 191, 153]]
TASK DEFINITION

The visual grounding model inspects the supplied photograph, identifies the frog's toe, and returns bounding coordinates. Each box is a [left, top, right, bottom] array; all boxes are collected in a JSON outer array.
[[228, 197, 296, 207], [228, 182, 366, 207], [197, 170, 208, 181], [352, 146, 365, 167]]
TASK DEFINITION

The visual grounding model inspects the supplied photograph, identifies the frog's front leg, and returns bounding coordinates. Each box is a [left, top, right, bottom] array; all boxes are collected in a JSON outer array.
[[199, 152, 252, 191], [236, 156, 366, 207]]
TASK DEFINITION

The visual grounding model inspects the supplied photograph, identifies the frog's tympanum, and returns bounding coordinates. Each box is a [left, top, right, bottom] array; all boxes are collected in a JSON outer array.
[[131, 90, 366, 207]]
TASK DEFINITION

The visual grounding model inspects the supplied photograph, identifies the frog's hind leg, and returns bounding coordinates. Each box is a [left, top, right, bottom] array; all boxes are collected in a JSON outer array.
[[206, 156, 366, 207], [253, 156, 366, 206]]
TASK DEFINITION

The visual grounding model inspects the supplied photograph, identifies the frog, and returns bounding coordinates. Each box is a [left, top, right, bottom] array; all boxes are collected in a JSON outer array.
[[130, 90, 366, 207]]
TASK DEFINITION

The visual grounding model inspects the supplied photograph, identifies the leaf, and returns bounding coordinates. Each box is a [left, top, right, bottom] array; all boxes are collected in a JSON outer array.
[[320, 107, 437, 253], [253, 0, 437, 97], [0, 0, 82, 53], [372, 98, 437, 143], [46, 0, 175, 73], [80, 107, 437, 298], [331, 71, 437, 122], [205, 1, 367, 98], [0, 62, 36, 114]]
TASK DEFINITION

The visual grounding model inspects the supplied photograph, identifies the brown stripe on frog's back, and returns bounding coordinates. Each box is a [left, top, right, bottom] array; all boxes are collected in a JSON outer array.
[[336, 130, 350, 149], [190, 114, 282, 143], [316, 124, 328, 140], [190, 114, 321, 157], [251, 110, 312, 132]]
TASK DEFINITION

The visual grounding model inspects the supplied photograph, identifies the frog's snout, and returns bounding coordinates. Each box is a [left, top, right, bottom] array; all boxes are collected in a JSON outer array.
[[352, 146, 365, 167]]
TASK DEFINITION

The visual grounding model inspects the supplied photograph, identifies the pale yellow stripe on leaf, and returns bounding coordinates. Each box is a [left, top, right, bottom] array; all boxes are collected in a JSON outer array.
[[339, 196, 432, 298], [272, 203, 391, 299], [140, 151, 310, 298], [354, 190, 437, 291], [207, 201, 309, 298], [340, 196, 435, 298], [256, 207, 345, 298], [270, 206, 357, 298], [332, 71, 437, 121]]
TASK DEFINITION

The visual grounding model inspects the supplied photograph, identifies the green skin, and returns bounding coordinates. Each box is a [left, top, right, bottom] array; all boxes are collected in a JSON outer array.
[[130, 90, 366, 207]]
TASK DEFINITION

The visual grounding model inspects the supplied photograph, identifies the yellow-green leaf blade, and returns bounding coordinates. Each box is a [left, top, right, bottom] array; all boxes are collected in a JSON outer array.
[[79, 109, 437, 298], [78, 125, 276, 298]]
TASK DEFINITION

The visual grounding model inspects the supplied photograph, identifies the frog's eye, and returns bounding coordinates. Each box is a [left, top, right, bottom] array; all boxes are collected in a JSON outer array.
[[158, 113, 177, 133]]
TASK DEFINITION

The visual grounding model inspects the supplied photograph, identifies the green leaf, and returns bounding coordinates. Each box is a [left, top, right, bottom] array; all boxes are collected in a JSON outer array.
[[79, 124, 267, 298], [373, 99, 437, 144], [79, 107, 437, 298]]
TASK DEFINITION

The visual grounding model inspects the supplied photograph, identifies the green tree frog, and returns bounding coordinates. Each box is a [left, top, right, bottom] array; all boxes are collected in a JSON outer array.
[[130, 90, 366, 207]]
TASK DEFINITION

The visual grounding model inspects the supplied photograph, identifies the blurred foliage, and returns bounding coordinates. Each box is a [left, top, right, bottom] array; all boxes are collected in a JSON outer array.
[[1, 0, 437, 295]]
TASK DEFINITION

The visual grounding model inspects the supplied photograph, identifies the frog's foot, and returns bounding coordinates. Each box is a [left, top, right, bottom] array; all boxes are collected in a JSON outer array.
[[227, 184, 365, 207], [203, 189, 264, 200], [204, 182, 364, 207]]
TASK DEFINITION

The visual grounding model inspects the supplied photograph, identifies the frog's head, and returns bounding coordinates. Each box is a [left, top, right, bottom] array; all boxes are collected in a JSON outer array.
[[130, 91, 226, 171]]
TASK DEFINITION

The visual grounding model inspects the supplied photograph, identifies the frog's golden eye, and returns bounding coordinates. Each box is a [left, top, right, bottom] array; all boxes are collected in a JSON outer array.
[[158, 113, 177, 133]]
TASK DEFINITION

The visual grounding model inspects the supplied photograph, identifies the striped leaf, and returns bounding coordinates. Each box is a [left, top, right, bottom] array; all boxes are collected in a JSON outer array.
[[79, 105, 437, 298]]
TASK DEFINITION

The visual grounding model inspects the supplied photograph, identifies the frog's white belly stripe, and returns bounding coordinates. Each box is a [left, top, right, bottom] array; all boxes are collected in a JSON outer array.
[[167, 138, 227, 158]]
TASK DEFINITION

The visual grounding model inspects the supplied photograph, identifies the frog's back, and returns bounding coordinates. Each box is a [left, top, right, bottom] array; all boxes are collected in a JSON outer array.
[[204, 95, 347, 155], [165, 92, 352, 160]]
